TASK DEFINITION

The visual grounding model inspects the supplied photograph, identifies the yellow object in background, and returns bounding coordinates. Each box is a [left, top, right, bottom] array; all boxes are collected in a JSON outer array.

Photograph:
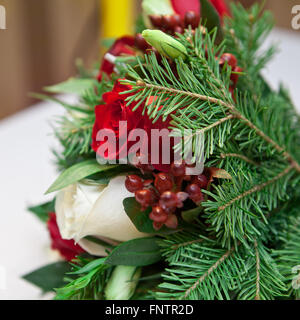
[[100, 0, 135, 39]]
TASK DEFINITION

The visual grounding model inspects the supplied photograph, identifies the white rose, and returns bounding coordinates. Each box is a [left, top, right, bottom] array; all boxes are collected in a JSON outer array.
[[55, 176, 148, 256]]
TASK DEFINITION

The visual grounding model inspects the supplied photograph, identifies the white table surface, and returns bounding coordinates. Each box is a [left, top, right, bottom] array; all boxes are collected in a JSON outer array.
[[0, 28, 300, 300]]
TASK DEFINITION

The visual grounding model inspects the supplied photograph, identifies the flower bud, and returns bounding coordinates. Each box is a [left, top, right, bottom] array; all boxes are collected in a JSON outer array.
[[142, 29, 187, 61], [105, 266, 142, 300]]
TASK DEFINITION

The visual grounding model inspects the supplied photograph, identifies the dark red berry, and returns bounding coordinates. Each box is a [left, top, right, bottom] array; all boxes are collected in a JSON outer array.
[[153, 221, 164, 231], [170, 161, 186, 177], [184, 11, 200, 29], [149, 206, 168, 223], [159, 191, 178, 211], [164, 214, 178, 229], [172, 14, 183, 28], [135, 189, 157, 210], [220, 53, 237, 69], [135, 33, 150, 51], [149, 15, 163, 27], [125, 175, 144, 193], [192, 174, 208, 189], [174, 26, 184, 34], [176, 192, 189, 208], [162, 15, 175, 31], [154, 173, 173, 194], [186, 184, 204, 204]]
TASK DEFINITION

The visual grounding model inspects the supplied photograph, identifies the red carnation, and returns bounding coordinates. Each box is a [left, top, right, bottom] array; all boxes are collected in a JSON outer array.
[[92, 80, 172, 172], [98, 36, 136, 81], [170, 0, 229, 19], [47, 213, 85, 261], [171, 0, 201, 18]]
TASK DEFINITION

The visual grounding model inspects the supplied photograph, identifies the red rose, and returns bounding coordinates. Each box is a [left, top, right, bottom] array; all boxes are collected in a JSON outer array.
[[170, 0, 229, 19], [98, 36, 136, 81], [92, 80, 172, 171], [47, 213, 85, 261]]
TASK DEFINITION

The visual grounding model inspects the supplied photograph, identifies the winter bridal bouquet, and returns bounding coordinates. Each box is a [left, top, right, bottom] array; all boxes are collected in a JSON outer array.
[[24, 0, 300, 300]]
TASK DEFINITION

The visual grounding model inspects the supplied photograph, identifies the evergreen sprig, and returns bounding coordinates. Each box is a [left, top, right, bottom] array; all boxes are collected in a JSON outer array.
[[273, 216, 300, 299], [39, 2, 300, 300], [157, 233, 287, 300], [156, 233, 245, 300], [55, 257, 112, 300], [120, 3, 299, 299], [52, 79, 114, 170], [121, 26, 300, 248], [224, 2, 276, 91]]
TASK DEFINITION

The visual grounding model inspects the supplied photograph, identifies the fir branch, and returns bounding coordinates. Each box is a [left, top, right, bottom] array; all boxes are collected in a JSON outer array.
[[156, 234, 246, 300], [254, 240, 261, 300], [191, 114, 235, 134], [203, 160, 296, 247], [218, 165, 293, 212], [273, 215, 300, 299], [237, 241, 287, 300], [50, 79, 114, 169], [183, 244, 236, 299], [156, 234, 287, 300], [131, 80, 300, 173], [224, 2, 276, 94], [171, 238, 204, 251], [123, 24, 300, 248], [220, 153, 259, 166]]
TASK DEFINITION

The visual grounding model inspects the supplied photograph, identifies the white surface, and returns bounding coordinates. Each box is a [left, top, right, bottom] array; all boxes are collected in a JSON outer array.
[[0, 95, 75, 300], [0, 28, 300, 300]]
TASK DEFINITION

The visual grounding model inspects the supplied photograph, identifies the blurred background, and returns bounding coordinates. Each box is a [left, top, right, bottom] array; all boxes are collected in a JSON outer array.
[[0, 0, 299, 119]]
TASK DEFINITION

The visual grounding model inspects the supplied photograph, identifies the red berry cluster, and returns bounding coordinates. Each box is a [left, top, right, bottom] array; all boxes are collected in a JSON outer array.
[[125, 161, 209, 231], [149, 11, 200, 35]]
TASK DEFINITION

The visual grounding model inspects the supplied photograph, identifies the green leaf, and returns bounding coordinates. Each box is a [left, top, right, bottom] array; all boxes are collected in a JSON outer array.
[[105, 237, 162, 267], [23, 262, 72, 293], [46, 160, 119, 194], [68, 258, 106, 275], [84, 236, 115, 250], [181, 206, 203, 223], [199, 0, 223, 41], [29, 93, 92, 114], [123, 197, 171, 234], [44, 78, 96, 95], [28, 199, 55, 223], [123, 197, 154, 233]]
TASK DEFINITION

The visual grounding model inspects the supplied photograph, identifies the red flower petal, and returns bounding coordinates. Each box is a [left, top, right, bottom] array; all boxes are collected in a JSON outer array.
[[98, 36, 135, 80], [47, 213, 85, 261], [171, 0, 200, 18], [92, 80, 174, 169], [209, 0, 230, 17]]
